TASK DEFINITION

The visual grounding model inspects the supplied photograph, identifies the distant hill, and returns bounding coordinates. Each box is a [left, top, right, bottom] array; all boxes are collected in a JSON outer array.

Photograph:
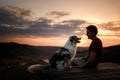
[[101, 45, 120, 64], [0, 42, 120, 64], [0, 42, 59, 58]]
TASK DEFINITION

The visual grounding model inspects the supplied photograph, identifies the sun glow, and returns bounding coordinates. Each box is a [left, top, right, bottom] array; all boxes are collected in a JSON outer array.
[[84, 17, 106, 24]]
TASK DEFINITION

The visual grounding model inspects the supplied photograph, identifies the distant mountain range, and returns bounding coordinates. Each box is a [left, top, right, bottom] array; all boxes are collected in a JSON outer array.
[[0, 42, 120, 64], [101, 45, 120, 64], [0, 42, 60, 58]]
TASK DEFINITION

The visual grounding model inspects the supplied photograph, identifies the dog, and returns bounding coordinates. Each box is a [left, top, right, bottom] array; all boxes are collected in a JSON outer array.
[[49, 36, 81, 71]]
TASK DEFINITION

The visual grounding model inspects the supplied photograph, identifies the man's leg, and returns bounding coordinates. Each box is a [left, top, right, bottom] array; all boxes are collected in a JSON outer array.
[[71, 57, 85, 67]]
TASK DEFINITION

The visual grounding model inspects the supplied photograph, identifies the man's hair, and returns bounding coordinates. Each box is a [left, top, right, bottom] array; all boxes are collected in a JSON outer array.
[[86, 25, 98, 35]]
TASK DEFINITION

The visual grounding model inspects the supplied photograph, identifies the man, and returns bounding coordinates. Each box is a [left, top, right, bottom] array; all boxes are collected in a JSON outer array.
[[73, 25, 102, 69]]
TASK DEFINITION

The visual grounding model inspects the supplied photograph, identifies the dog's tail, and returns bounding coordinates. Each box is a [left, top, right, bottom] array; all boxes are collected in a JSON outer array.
[[27, 64, 42, 73]]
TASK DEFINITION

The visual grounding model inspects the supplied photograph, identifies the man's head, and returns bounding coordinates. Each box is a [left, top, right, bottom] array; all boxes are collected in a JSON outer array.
[[86, 25, 98, 39]]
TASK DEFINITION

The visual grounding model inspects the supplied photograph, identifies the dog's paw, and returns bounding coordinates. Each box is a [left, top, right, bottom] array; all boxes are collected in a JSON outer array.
[[69, 65, 72, 68]]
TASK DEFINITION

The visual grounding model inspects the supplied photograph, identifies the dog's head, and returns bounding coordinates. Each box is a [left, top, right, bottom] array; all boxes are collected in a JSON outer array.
[[69, 36, 81, 44]]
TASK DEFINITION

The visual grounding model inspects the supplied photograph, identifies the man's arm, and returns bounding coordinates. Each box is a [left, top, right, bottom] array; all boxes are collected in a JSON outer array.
[[80, 51, 96, 68]]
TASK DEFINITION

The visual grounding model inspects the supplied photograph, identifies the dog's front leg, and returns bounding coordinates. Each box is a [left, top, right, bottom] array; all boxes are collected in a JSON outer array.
[[65, 59, 72, 69], [68, 60, 72, 68]]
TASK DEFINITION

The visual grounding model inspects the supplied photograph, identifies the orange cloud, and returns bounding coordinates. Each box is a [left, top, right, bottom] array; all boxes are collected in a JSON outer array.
[[96, 21, 120, 47]]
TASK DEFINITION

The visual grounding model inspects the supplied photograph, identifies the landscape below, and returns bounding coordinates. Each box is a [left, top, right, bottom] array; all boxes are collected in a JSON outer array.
[[0, 42, 120, 80]]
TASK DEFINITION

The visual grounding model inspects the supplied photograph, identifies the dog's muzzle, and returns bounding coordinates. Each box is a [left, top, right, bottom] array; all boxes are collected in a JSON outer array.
[[76, 37, 81, 43]]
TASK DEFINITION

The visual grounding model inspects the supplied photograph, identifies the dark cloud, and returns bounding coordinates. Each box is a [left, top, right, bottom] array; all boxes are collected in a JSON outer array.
[[53, 20, 86, 35], [98, 21, 120, 31], [97, 21, 120, 37], [0, 6, 31, 28], [0, 6, 87, 38]]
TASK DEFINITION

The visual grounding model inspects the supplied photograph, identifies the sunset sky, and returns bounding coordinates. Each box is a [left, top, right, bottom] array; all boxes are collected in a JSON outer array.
[[0, 0, 120, 47]]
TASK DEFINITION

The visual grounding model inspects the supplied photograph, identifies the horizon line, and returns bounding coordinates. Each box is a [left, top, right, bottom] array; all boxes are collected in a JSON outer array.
[[0, 42, 120, 48]]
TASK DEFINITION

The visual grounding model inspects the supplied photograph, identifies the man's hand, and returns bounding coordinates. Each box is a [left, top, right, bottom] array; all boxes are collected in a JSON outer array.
[[80, 52, 96, 68]]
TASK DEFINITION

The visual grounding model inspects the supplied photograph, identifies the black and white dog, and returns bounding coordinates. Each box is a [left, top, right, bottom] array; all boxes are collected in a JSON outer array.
[[49, 36, 81, 71], [27, 36, 81, 73]]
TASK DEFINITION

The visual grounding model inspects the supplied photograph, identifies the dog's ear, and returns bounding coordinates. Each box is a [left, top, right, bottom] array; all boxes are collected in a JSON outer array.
[[70, 36, 75, 42], [70, 38, 73, 42]]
